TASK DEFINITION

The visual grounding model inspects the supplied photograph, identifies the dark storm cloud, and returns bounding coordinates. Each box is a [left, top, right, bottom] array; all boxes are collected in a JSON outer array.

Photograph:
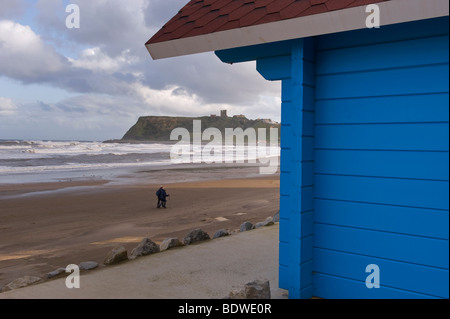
[[0, 0, 281, 140], [0, 0, 27, 19]]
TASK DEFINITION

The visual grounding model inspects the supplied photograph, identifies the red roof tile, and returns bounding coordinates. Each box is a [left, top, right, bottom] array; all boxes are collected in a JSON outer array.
[[280, 0, 311, 20], [147, 0, 390, 45], [266, 0, 295, 14], [228, 2, 256, 21], [219, 0, 247, 15], [239, 6, 268, 27], [325, 0, 357, 10]]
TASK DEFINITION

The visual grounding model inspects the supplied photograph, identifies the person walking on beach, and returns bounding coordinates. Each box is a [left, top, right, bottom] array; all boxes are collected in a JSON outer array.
[[156, 186, 169, 208]]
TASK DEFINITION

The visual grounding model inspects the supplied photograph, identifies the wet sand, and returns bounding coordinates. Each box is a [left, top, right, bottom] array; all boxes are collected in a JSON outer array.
[[0, 173, 279, 290]]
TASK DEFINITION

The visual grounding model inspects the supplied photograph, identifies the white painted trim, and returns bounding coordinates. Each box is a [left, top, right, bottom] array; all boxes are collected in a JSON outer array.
[[147, 0, 449, 60]]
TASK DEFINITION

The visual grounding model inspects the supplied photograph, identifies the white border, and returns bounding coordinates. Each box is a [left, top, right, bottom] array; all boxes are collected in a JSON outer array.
[[147, 0, 449, 60]]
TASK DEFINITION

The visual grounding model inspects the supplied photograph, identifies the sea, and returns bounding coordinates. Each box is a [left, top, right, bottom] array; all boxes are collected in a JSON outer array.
[[0, 140, 280, 185]]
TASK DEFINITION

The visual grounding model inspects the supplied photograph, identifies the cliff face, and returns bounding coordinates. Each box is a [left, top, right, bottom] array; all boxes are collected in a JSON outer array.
[[121, 115, 280, 142]]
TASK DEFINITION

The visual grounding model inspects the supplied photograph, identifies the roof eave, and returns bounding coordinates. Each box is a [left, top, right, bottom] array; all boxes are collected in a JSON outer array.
[[146, 0, 449, 60]]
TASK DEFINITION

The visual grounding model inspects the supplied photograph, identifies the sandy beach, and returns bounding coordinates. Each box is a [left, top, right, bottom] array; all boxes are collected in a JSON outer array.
[[0, 170, 280, 291]]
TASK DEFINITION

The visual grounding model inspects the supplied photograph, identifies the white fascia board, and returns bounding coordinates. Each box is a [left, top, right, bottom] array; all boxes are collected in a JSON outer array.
[[147, 0, 449, 60]]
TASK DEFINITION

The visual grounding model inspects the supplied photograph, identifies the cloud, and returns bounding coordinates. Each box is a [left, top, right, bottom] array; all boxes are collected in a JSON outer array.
[[0, 1, 281, 141], [0, 20, 67, 82], [0, 20, 138, 95], [69, 47, 139, 74], [130, 81, 281, 121], [36, 0, 152, 56], [0, 0, 27, 19], [0, 97, 18, 116], [17, 1, 279, 107], [0, 95, 145, 141], [141, 52, 280, 106], [143, 0, 186, 32], [131, 82, 220, 116]]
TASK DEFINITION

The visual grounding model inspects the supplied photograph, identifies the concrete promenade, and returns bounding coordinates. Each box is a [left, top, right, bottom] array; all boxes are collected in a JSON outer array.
[[0, 224, 286, 299]]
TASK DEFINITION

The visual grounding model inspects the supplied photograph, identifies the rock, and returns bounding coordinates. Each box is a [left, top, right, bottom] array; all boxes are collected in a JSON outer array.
[[245, 280, 271, 299], [240, 221, 254, 232], [254, 221, 264, 228], [273, 211, 280, 223], [2, 276, 42, 292], [79, 261, 98, 271], [255, 217, 274, 228], [183, 228, 210, 245], [160, 237, 182, 251], [47, 268, 66, 279], [130, 238, 160, 259], [213, 229, 229, 239], [228, 279, 271, 299], [228, 287, 247, 299], [104, 246, 128, 265]]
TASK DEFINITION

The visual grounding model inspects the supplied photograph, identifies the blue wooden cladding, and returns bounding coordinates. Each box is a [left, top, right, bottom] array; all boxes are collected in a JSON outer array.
[[315, 150, 449, 181], [215, 16, 449, 299], [315, 35, 449, 75], [272, 38, 317, 299], [315, 123, 449, 151], [315, 93, 449, 124], [312, 17, 449, 299]]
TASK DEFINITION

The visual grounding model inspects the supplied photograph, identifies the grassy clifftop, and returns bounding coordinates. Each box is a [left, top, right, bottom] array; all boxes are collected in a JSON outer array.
[[121, 115, 280, 142]]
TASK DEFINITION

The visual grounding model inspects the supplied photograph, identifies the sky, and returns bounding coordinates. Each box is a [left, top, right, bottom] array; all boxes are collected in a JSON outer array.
[[0, 0, 281, 141]]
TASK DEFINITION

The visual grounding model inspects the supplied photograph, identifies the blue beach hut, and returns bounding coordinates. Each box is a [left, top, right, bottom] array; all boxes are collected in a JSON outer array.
[[146, 0, 449, 299]]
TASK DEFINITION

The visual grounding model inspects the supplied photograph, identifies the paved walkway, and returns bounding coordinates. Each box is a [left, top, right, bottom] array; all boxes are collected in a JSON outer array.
[[0, 224, 286, 299]]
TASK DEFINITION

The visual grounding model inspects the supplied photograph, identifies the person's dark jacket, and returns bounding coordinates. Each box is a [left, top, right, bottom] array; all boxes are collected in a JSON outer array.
[[156, 188, 168, 200]]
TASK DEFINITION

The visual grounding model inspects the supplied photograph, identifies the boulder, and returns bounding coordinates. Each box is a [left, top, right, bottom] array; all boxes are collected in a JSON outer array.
[[213, 229, 229, 239], [255, 217, 274, 228], [239, 221, 254, 232], [79, 261, 98, 271], [2, 276, 42, 292], [160, 237, 182, 251], [130, 238, 160, 259], [244, 279, 271, 299], [273, 211, 280, 223], [47, 268, 66, 279], [228, 279, 271, 299], [228, 287, 246, 299], [183, 228, 210, 245], [104, 246, 128, 265]]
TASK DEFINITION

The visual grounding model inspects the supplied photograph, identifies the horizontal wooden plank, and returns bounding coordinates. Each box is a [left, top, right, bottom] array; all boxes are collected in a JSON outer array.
[[282, 80, 315, 108], [298, 285, 313, 299], [313, 273, 437, 299], [316, 35, 449, 75], [315, 174, 449, 210], [281, 161, 314, 186], [315, 93, 449, 124], [279, 264, 289, 290], [279, 212, 313, 243], [315, 123, 449, 151], [279, 241, 290, 269], [257, 55, 291, 80], [215, 39, 294, 63], [279, 237, 313, 287], [278, 217, 289, 241], [300, 260, 313, 293], [280, 104, 315, 135], [280, 137, 314, 160], [314, 248, 449, 298], [316, 64, 449, 100], [280, 251, 314, 298], [314, 223, 449, 269], [314, 150, 449, 181], [279, 182, 314, 212], [316, 17, 449, 51], [315, 199, 449, 240]]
